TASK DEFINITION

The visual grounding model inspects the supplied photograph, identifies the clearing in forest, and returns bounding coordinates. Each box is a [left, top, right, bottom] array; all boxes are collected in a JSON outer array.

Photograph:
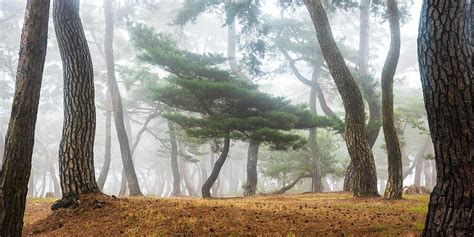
[[23, 193, 428, 236]]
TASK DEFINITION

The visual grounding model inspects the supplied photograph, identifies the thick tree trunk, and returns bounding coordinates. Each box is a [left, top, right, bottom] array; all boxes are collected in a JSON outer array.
[[381, 0, 402, 200], [305, 0, 379, 197], [167, 120, 181, 196], [202, 137, 230, 198], [243, 141, 259, 196], [418, 1, 473, 235], [103, 0, 142, 196], [54, 0, 100, 196], [309, 67, 323, 193], [97, 92, 112, 190], [0, 0, 49, 235]]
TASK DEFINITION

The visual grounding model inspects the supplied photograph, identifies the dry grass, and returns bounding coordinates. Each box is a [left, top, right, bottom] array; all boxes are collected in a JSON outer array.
[[23, 192, 429, 236]]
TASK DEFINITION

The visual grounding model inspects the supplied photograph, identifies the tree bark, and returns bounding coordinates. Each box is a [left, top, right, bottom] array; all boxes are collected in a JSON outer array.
[[202, 137, 230, 198], [210, 150, 220, 196], [103, 0, 142, 196], [244, 141, 260, 196], [0, 0, 49, 235], [167, 120, 181, 196], [97, 91, 112, 190], [54, 0, 100, 196], [381, 0, 402, 200], [418, 0, 473, 235], [304, 0, 379, 197]]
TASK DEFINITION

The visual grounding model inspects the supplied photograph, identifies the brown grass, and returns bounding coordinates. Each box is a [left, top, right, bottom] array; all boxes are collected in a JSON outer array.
[[23, 192, 429, 236]]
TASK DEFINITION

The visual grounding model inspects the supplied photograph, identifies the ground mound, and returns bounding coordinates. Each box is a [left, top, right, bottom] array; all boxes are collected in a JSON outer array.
[[23, 193, 428, 236]]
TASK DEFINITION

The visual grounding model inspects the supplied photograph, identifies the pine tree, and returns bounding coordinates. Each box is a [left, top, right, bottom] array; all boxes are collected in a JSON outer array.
[[130, 25, 337, 198], [0, 0, 50, 235]]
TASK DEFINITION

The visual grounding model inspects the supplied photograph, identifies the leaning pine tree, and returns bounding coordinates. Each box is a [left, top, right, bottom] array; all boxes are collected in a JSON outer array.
[[130, 25, 337, 198], [304, 0, 379, 196], [0, 0, 50, 235]]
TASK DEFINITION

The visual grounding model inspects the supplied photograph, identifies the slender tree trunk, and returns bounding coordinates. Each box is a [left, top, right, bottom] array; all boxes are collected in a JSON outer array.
[[199, 148, 208, 189], [381, 0, 402, 200], [413, 137, 431, 186], [0, 0, 49, 234], [103, 0, 142, 196], [54, 0, 100, 196], [344, 0, 380, 192], [418, 0, 473, 234], [97, 91, 112, 190], [167, 120, 181, 196], [210, 150, 220, 196], [36, 139, 61, 197], [0, 131, 4, 165], [27, 174, 35, 197], [309, 66, 323, 193], [202, 137, 230, 198], [243, 141, 259, 196], [179, 157, 196, 196], [304, 0, 379, 197]]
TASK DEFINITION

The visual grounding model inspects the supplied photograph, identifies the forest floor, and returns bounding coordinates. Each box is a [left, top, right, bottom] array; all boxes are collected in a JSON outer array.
[[23, 192, 429, 236]]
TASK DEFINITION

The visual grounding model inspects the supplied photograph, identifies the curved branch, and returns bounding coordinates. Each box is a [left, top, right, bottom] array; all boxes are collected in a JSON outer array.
[[273, 174, 311, 195]]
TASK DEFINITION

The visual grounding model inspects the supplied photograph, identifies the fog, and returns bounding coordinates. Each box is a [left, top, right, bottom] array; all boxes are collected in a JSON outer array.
[[0, 0, 433, 198]]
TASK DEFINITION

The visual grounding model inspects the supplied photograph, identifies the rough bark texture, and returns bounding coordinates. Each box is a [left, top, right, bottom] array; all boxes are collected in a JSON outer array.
[[418, 0, 473, 235], [202, 137, 230, 198], [97, 91, 112, 190], [103, 0, 142, 196], [381, 0, 402, 200], [167, 120, 181, 196], [0, 0, 49, 235], [309, 68, 323, 193], [305, 0, 379, 197], [244, 142, 260, 196], [344, 0, 380, 192], [54, 0, 100, 196]]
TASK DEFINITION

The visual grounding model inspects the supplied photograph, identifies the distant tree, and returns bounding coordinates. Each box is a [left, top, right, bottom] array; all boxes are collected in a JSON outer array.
[[261, 129, 343, 194], [0, 0, 50, 235], [304, 0, 379, 196], [129, 26, 336, 198], [381, 0, 402, 199], [103, 0, 143, 196], [54, 0, 100, 197], [418, 0, 472, 235], [167, 120, 182, 196]]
